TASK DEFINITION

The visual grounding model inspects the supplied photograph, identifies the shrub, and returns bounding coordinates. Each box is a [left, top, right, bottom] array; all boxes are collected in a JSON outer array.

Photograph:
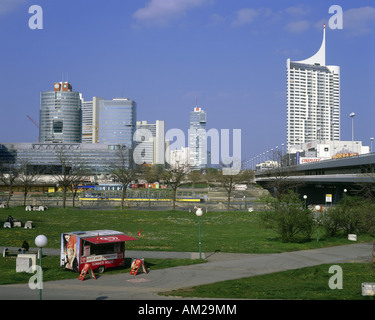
[[322, 196, 375, 237], [319, 206, 343, 237], [260, 191, 315, 243]]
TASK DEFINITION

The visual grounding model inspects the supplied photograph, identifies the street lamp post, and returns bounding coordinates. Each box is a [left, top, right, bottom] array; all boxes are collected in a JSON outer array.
[[196, 208, 203, 259], [148, 184, 151, 207], [35, 235, 48, 300], [303, 195, 307, 209], [371, 138, 374, 153], [350, 112, 355, 153], [314, 205, 321, 242]]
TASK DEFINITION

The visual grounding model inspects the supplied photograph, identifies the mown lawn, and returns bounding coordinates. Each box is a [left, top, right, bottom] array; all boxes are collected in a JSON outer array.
[[1, 206, 371, 254], [1, 206, 374, 300], [161, 263, 375, 300]]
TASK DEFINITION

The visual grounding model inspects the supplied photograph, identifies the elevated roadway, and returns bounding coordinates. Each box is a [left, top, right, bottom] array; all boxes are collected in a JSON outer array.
[[255, 153, 375, 204]]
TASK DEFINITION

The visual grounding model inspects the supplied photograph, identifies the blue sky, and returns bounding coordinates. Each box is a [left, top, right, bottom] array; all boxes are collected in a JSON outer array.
[[1, 0, 374, 164]]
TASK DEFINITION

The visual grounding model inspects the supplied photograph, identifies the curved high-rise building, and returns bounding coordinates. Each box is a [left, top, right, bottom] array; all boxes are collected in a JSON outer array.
[[39, 82, 82, 143], [287, 25, 340, 152]]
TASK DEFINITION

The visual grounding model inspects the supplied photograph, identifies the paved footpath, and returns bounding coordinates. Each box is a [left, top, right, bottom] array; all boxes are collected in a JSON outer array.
[[0, 242, 372, 300]]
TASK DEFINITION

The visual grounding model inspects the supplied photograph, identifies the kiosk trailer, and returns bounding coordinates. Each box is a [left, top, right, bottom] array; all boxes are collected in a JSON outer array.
[[61, 230, 137, 273]]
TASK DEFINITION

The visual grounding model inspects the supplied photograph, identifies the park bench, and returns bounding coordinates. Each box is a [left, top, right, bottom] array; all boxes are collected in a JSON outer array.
[[24, 221, 34, 229], [3, 220, 24, 228], [3, 248, 40, 258], [25, 205, 48, 211], [13, 220, 22, 227], [34, 205, 48, 211]]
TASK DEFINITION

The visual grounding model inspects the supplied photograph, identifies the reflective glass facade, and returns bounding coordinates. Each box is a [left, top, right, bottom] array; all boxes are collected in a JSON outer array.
[[39, 89, 82, 143], [98, 98, 136, 149], [189, 107, 207, 170], [0, 143, 130, 174]]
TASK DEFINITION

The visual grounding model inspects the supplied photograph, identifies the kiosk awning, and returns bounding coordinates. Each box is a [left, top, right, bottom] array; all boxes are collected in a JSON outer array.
[[84, 234, 137, 244]]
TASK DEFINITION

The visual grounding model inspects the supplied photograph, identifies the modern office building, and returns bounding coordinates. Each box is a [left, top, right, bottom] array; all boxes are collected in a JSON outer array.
[[98, 98, 136, 149], [189, 106, 207, 170], [39, 82, 82, 143], [134, 120, 165, 165], [81, 97, 103, 143], [286, 25, 340, 152], [0, 142, 130, 175]]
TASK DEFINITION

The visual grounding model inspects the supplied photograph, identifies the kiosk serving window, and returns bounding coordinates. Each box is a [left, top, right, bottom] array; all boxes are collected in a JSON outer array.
[[82, 241, 124, 256]]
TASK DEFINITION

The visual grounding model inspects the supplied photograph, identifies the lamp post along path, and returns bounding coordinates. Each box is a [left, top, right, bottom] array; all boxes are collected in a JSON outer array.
[[35, 235, 48, 300], [196, 208, 203, 259], [350, 112, 355, 153]]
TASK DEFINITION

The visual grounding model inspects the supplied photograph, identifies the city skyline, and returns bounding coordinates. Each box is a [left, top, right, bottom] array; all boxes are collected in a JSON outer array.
[[1, 0, 374, 163]]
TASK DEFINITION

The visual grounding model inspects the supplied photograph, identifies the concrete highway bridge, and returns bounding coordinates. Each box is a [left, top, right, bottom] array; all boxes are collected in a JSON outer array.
[[254, 153, 375, 205]]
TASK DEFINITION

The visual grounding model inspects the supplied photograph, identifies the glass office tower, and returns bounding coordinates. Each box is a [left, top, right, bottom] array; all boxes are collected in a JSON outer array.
[[98, 98, 136, 149], [39, 82, 82, 143], [189, 107, 207, 170]]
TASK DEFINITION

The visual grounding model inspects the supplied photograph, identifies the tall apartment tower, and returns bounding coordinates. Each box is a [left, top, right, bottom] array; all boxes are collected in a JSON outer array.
[[81, 97, 103, 143], [286, 25, 340, 152], [98, 98, 136, 149], [189, 106, 207, 170], [39, 82, 82, 143], [135, 120, 165, 165]]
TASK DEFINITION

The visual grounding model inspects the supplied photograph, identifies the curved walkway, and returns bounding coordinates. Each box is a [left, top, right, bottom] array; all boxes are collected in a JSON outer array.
[[0, 242, 372, 300]]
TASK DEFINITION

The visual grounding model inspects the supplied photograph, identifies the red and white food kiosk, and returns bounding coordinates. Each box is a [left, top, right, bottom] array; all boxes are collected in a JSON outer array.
[[60, 230, 137, 273]]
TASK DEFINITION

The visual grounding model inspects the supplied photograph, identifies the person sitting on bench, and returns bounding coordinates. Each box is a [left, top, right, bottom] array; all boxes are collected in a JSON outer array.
[[20, 240, 29, 254], [6, 215, 14, 227]]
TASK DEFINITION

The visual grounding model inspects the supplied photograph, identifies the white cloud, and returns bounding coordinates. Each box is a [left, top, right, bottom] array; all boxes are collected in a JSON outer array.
[[343, 6, 375, 36], [208, 13, 226, 26], [284, 20, 310, 34], [284, 5, 311, 17], [232, 8, 259, 27], [133, 0, 211, 26], [0, 0, 26, 15]]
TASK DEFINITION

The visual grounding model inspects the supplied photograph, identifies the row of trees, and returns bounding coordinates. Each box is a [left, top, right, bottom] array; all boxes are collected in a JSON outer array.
[[0, 159, 40, 207], [0, 149, 91, 209], [111, 148, 254, 210], [0, 146, 254, 210]]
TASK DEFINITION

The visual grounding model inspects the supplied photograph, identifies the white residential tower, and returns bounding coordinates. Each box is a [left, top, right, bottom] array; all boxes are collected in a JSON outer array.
[[286, 25, 340, 152]]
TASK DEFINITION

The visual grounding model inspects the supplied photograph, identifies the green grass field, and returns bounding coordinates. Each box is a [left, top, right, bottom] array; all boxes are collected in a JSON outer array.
[[1, 206, 371, 253], [161, 263, 375, 300], [1, 206, 374, 299]]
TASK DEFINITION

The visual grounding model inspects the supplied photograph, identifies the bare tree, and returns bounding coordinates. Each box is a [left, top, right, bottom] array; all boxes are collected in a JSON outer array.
[[262, 148, 304, 201], [109, 146, 137, 210], [18, 160, 40, 206], [162, 164, 188, 210], [0, 163, 20, 207], [217, 169, 253, 211], [352, 164, 375, 200], [188, 170, 203, 189], [69, 157, 91, 207], [54, 148, 73, 208], [141, 164, 164, 185]]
